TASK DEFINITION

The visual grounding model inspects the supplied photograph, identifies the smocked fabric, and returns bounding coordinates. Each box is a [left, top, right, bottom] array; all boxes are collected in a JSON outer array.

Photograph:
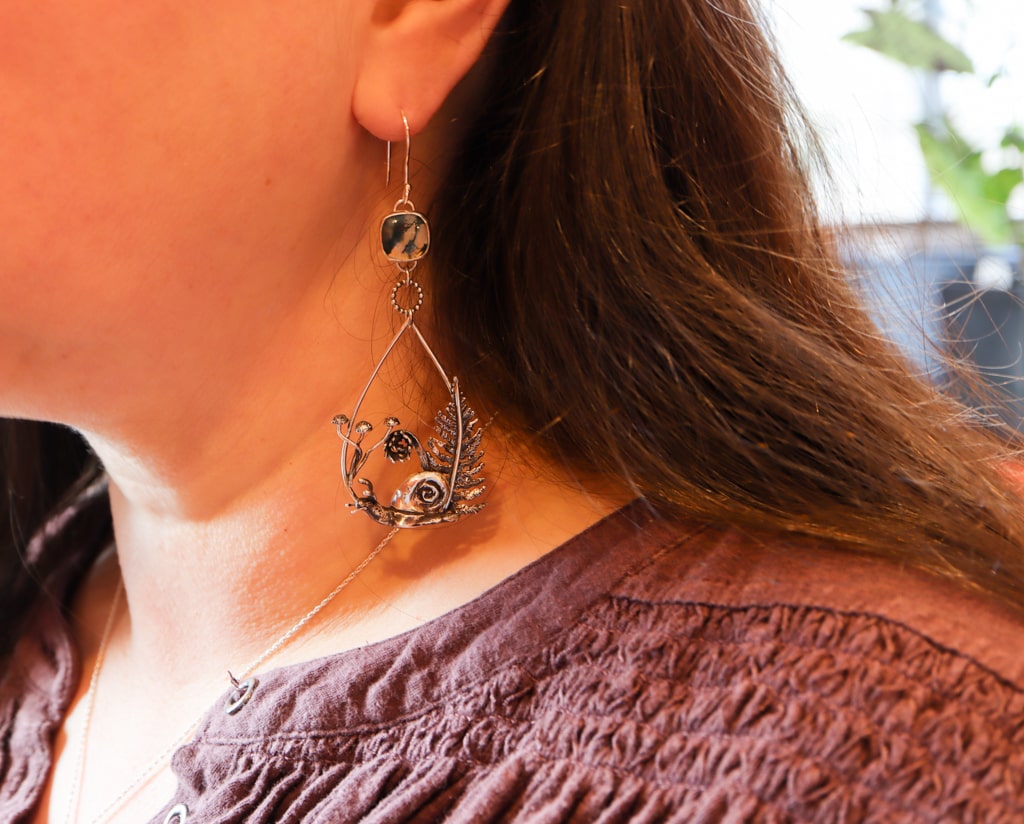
[[2, 500, 1024, 823]]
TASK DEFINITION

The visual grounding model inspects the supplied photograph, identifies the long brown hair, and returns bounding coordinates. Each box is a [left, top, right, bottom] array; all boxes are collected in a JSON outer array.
[[431, 0, 1024, 603], [3, 0, 1024, 657]]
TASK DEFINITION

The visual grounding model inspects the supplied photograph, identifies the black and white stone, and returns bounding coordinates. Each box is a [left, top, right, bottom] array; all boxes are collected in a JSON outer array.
[[381, 212, 430, 262]]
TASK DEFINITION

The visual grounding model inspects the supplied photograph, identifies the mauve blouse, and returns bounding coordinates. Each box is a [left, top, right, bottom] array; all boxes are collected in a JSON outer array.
[[2, 497, 1024, 823]]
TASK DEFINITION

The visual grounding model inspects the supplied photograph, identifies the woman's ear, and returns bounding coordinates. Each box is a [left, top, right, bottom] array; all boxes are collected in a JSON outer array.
[[352, 0, 512, 141]]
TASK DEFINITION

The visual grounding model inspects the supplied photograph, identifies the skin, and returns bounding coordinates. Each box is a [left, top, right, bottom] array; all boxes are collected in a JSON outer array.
[[0, 1, 626, 821]]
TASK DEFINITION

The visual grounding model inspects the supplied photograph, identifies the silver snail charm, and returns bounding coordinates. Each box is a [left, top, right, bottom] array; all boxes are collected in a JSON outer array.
[[332, 375, 486, 528], [331, 114, 485, 528], [391, 472, 449, 513]]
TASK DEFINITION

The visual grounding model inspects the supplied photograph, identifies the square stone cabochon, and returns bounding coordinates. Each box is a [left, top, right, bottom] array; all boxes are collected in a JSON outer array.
[[381, 212, 430, 262]]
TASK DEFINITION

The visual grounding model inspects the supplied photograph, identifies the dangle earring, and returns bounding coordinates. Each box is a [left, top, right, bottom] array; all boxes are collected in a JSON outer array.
[[332, 113, 486, 528]]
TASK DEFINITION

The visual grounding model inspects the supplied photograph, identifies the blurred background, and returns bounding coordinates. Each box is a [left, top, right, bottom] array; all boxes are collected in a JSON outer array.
[[768, 0, 1024, 421]]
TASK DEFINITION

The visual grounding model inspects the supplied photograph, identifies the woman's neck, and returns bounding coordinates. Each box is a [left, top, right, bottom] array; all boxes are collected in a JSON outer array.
[[88, 419, 624, 690]]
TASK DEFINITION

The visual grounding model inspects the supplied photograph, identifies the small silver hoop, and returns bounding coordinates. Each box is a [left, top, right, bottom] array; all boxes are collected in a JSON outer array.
[[225, 677, 258, 715], [391, 279, 425, 316]]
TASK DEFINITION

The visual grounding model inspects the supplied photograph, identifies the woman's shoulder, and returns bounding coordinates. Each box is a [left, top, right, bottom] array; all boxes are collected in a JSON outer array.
[[165, 506, 1024, 823], [563, 511, 1024, 820], [627, 514, 1024, 689]]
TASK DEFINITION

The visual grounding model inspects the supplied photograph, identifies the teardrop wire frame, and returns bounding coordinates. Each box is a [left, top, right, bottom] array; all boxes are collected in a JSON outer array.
[[337, 310, 459, 499], [334, 287, 481, 526]]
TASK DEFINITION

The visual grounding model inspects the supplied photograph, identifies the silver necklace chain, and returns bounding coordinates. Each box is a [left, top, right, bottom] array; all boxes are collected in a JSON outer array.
[[64, 577, 123, 824], [64, 527, 400, 824]]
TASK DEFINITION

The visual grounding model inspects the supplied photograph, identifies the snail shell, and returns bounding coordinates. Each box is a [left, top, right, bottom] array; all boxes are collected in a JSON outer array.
[[390, 471, 449, 513]]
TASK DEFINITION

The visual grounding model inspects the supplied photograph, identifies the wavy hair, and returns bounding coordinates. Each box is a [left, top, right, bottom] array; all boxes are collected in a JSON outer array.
[[430, 0, 1024, 602]]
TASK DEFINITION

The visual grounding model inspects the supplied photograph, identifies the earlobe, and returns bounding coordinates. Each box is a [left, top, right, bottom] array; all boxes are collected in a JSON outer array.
[[352, 0, 512, 141]]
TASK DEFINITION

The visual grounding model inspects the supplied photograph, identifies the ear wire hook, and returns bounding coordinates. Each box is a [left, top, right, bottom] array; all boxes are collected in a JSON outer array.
[[385, 112, 413, 206]]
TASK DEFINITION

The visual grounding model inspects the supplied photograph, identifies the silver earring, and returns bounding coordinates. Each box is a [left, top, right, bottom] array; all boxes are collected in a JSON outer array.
[[332, 113, 486, 528]]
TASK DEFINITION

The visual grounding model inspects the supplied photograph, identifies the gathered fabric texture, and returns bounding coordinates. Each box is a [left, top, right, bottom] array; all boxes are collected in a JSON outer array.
[[2, 499, 1023, 823]]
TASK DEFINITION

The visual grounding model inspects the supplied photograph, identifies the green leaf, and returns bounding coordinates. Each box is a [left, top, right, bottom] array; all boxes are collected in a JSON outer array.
[[1001, 127, 1024, 152], [915, 121, 1022, 245], [843, 9, 974, 73]]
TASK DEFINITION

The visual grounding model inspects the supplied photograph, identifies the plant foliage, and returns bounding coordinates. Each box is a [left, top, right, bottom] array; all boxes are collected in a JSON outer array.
[[845, 3, 1022, 247]]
